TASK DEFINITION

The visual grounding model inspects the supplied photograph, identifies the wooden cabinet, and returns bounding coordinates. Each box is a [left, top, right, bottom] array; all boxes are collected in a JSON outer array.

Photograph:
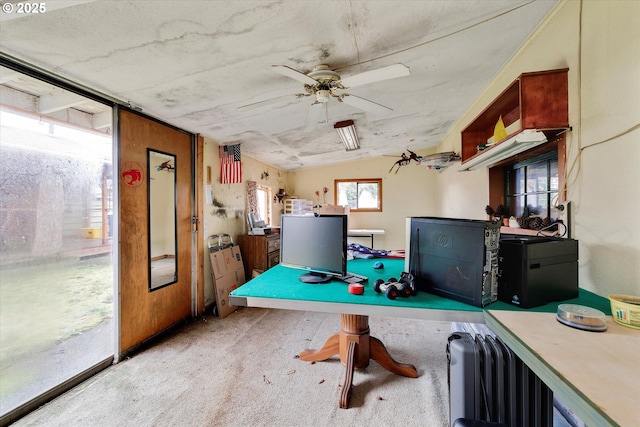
[[461, 68, 569, 165], [237, 233, 280, 279]]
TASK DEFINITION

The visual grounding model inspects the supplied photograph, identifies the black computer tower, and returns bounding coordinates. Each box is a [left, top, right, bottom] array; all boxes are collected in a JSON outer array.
[[498, 236, 578, 308], [405, 217, 501, 307]]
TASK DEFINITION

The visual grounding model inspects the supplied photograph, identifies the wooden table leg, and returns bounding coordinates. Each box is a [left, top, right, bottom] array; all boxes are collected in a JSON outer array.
[[299, 333, 340, 362], [299, 313, 418, 409], [370, 336, 418, 378], [339, 340, 357, 409]]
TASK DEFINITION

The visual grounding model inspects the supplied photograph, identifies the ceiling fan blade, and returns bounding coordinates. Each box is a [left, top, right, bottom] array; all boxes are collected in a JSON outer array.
[[338, 64, 410, 89], [237, 96, 286, 111], [237, 93, 308, 111], [341, 94, 393, 115], [271, 65, 318, 85], [304, 102, 325, 133]]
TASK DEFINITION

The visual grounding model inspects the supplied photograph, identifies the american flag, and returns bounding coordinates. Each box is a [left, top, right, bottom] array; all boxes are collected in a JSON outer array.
[[219, 144, 242, 184]]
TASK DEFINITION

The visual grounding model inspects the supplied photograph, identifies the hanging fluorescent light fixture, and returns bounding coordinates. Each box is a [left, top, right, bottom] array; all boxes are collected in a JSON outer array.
[[334, 120, 359, 151], [458, 130, 548, 171]]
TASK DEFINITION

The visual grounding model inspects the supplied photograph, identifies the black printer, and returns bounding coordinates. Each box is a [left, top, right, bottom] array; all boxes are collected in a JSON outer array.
[[498, 236, 578, 308]]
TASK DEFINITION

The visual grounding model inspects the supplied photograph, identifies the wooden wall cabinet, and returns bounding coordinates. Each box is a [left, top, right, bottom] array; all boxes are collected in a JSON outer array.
[[237, 233, 280, 279], [461, 68, 569, 164]]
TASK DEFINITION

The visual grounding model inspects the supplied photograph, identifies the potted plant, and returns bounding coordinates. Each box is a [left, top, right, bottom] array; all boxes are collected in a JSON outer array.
[[485, 204, 510, 225]]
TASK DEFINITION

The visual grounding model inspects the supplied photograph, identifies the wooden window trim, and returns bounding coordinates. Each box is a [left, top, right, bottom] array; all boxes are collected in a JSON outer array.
[[334, 178, 383, 212]]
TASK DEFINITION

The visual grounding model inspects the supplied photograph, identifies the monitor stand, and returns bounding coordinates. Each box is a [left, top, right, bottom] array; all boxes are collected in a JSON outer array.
[[299, 272, 331, 284]]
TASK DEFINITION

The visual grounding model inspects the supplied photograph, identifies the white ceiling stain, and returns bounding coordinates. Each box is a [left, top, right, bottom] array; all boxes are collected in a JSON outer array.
[[0, 0, 558, 170]]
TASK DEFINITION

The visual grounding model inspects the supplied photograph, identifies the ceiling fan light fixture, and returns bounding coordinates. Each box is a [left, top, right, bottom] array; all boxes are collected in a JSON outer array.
[[307, 64, 340, 83], [316, 90, 330, 103], [334, 120, 359, 151]]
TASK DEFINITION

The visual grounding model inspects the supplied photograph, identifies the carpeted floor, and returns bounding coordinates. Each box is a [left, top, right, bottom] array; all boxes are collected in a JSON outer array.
[[12, 307, 452, 427]]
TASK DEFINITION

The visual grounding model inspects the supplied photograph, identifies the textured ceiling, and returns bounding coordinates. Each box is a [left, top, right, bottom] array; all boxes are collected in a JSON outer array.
[[0, 0, 558, 170]]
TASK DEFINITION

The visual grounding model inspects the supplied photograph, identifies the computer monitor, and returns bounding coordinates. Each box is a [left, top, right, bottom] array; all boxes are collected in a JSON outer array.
[[279, 214, 347, 283]]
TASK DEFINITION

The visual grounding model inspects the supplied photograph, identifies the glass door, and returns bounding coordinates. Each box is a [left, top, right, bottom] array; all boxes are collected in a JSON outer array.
[[0, 65, 114, 421]]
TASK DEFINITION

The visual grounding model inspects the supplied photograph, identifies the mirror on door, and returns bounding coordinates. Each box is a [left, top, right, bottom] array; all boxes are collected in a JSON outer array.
[[148, 149, 177, 290]]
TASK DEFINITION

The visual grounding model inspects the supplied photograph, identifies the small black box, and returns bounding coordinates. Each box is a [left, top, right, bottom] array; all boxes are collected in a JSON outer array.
[[498, 236, 578, 308]]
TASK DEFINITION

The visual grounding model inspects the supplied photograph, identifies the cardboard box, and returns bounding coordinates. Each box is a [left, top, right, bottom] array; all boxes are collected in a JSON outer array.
[[319, 204, 349, 215], [209, 245, 246, 318]]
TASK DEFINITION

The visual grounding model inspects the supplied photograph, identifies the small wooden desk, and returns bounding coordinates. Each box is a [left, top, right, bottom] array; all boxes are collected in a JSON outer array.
[[347, 229, 384, 248]]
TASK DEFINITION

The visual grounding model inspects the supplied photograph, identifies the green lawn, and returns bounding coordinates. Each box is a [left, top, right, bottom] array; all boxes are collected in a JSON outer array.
[[0, 257, 113, 368]]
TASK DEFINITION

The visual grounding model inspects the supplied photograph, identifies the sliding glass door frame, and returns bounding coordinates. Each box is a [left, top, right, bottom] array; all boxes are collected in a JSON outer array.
[[0, 54, 119, 426]]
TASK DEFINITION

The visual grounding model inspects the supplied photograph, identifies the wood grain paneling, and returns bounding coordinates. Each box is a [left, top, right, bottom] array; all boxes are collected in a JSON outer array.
[[119, 109, 192, 353]]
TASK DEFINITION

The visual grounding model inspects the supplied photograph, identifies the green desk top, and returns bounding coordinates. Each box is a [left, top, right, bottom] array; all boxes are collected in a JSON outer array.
[[230, 258, 610, 321]]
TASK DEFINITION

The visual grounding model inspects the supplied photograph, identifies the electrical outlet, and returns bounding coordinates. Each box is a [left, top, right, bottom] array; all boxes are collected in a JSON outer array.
[[555, 201, 572, 238]]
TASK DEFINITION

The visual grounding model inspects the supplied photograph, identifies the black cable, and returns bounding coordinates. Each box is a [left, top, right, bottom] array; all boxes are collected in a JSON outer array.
[[536, 220, 568, 239]]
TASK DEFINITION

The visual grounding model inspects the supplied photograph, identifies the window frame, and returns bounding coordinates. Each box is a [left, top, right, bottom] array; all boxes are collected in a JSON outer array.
[[505, 151, 559, 220], [255, 184, 272, 224], [334, 178, 383, 212], [488, 135, 566, 221]]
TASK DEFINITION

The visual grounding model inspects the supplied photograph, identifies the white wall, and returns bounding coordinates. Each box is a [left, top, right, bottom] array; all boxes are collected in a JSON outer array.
[[289, 155, 439, 250], [201, 137, 288, 306], [436, 0, 639, 296], [574, 1, 639, 297]]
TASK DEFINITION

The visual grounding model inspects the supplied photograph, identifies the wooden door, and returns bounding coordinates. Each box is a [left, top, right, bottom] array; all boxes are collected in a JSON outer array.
[[118, 109, 193, 354]]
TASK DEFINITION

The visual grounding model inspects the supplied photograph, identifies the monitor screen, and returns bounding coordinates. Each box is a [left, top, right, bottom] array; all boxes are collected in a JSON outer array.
[[279, 214, 347, 283]]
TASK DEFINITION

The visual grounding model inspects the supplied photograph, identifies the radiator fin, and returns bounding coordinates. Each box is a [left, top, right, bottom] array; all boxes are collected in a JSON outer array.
[[447, 331, 554, 427]]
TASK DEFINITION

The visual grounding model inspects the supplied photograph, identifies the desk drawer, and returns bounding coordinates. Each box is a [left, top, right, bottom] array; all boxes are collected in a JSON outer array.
[[267, 250, 280, 268], [238, 233, 281, 279], [267, 236, 280, 253]]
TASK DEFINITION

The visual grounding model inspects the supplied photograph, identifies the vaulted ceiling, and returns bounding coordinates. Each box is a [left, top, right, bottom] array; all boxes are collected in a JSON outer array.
[[0, 0, 558, 170]]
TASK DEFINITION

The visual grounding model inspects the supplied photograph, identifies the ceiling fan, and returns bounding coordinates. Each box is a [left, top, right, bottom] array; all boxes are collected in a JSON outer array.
[[238, 63, 410, 131]]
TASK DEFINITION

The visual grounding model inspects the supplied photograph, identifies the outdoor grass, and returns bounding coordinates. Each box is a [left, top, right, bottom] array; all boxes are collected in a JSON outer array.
[[0, 257, 113, 401]]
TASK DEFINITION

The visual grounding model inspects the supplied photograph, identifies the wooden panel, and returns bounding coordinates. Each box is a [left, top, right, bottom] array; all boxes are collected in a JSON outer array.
[[267, 235, 280, 253], [463, 80, 520, 131], [238, 234, 263, 279], [118, 109, 192, 353], [486, 310, 640, 427], [238, 233, 280, 279], [488, 167, 505, 212], [267, 250, 280, 268], [557, 136, 567, 203], [520, 69, 569, 129], [461, 68, 568, 163]]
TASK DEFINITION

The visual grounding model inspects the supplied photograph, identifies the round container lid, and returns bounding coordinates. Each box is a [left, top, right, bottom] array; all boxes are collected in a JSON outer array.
[[556, 304, 607, 332]]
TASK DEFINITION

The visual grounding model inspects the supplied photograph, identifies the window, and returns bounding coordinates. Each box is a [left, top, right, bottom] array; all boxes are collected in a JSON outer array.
[[505, 152, 560, 220], [256, 185, 272, 224], [488, 135, 567, 228], [0, 72, 114, 419], [335, 178, 382, 212]]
